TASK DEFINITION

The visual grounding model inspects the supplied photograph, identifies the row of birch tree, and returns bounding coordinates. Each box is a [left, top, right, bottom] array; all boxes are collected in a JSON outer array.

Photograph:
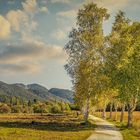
[[65, 2, 140, 127]]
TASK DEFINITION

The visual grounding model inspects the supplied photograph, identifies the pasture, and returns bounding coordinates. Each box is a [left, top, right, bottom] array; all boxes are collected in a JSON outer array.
[[0, 113, 94, 140]]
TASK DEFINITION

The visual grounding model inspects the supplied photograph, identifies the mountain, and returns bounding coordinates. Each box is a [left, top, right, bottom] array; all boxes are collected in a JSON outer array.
[[49, 88, 74, 103], [27, 84, 65, 102], [0, 81, 43, 101], [0, 81, 73, 103], [14, 83, 28, 89]]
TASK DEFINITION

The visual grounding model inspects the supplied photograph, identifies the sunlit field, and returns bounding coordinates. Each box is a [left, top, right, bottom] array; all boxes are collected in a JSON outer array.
[[95, 111, 140, 140], [0, 113, 94, 140], [95, 111, 140, 123]]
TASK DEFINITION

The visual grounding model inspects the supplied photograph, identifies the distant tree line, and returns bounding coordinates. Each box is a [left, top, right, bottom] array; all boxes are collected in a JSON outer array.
[[0, 95, 71, 114]]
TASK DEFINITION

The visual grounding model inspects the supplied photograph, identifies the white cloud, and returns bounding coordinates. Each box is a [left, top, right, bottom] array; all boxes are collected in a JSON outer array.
[[6, 9, 38, 36], [57, 9, 77, 18], [0, 15, 11, 39], [30, 21, 38, 30], [21, 0, 49, 14], [39, 6, 49, 13], [6, 0, 40, 39], [0, 40, 67, 63], [46, 45, 67, 60], [22, 0, 37, 14], [2, 0, 49, 40], [51, 29, 67, 40], [51, 0, 70, 4], [0, 63, 41, 74], [6, 10, 28, 32], [0, 39, 67, 73]]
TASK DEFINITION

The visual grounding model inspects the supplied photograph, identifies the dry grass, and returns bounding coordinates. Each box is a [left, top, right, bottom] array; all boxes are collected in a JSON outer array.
[[95, 111, 140, 123], [0, 113, 94, 140]]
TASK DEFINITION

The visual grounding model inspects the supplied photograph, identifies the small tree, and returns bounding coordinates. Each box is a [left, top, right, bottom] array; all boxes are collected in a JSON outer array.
[[28, 100, 32, 106], [33, 102, 49, 115], [51, 104, 61, 113], [11, 105, 21, 113]]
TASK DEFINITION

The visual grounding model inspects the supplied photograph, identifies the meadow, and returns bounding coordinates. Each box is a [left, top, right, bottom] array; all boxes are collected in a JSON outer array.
[[95, 111, 140, 140], [0, 113, 94, 140]]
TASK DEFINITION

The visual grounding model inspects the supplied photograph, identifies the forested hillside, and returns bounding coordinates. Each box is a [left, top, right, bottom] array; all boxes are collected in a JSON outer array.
[[0, 81, 73, 103]]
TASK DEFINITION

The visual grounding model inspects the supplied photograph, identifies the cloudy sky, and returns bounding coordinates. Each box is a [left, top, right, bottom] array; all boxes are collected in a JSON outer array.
[[0, 0, 140, 89]]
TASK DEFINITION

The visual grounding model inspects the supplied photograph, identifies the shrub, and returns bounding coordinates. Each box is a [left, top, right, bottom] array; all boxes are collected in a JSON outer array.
[[21, 106, 33, 113], [69, 104, 80, 111], [51, 104, 61, 113], [11, 105, 22, 113], [65, 103, 71, 111], [0, 104, 11, 113], [33, 103, 48, 113], [58, 102, 71, 112], [46, 105, 52, 113]]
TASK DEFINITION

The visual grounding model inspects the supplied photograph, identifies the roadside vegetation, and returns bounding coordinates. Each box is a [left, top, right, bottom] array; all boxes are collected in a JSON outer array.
[[94, 111, 140, 140], [65, 1, 140, 129]]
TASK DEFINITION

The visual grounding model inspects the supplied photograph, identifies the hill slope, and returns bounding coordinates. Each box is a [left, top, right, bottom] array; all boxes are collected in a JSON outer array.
[[49, 88, 74, 103], [0, 81, 73, 103], [27, 84, 66, 102], [0, 81, 43, 101]]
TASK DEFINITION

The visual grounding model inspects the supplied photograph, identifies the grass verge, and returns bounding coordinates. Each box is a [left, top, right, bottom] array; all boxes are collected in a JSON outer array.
[[94, 111, 140, 140]]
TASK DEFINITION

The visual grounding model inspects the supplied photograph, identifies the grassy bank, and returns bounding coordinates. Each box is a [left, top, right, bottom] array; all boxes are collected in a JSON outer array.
[[113, 121, 140, 140], [95, 111, 140, 140], [0, 113, 94, 140]]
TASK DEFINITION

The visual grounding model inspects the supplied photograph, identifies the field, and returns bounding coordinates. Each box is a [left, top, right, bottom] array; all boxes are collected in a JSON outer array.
[[0, 113, 94, 140], [95, 111, 140, 140], [0, 112, 139, 140]]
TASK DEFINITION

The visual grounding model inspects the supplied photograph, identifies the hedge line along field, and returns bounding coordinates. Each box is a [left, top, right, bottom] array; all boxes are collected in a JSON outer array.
[[95, 111, 140, 140], [0, 113, 94, 140]]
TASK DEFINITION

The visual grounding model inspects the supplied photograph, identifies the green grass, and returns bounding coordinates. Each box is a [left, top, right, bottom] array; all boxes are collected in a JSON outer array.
[[121, 128, 140, 140], [0, 113, 95, 140], [107, 120, 140, 140]]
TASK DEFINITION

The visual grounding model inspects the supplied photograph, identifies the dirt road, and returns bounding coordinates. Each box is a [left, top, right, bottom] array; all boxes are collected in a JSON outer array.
[[87, 115, 123, 140]]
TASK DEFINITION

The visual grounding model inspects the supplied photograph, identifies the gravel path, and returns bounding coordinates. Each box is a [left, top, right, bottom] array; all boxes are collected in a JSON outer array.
[[87, 115, 123, 140]]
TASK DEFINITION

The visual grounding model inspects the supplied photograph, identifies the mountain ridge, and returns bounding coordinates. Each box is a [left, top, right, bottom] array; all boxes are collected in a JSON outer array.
[[0, 81, 73, 103]]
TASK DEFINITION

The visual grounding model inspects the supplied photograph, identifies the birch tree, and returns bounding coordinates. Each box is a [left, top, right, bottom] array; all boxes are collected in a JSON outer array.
[[65, 3, 109, 122], [106, 11, 140, 127]]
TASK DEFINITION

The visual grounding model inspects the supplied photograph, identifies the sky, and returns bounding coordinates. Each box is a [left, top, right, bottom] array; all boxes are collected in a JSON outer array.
[[0, 0, 140, 90]]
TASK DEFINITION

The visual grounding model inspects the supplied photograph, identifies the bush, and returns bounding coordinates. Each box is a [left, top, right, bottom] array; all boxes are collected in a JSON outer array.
[[21, 106, 33, 113], [51, 104, 61, 113], [22, 107, 29, 113], [46, 105, 52, 113], [11, 105, 22, 113], [69, 104, 80, 111], [58, 102, 71, 112], [33, 103, 48, 113], [0, 104, 11, 113], [65, 103, 71, 111]]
